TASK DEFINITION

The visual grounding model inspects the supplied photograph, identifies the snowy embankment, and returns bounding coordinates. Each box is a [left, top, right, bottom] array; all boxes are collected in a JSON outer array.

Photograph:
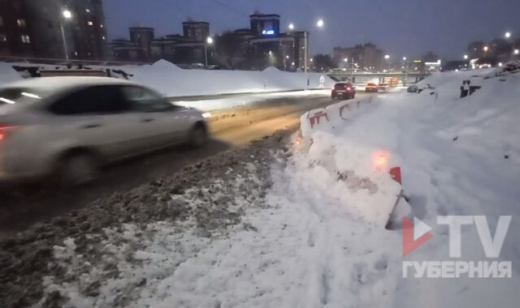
[[300, 65, 520, 307], [0, 60, 335, 97]]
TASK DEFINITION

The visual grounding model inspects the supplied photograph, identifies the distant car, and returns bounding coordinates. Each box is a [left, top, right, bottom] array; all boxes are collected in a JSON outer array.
[[0, 77, 209, 185], [331, 83, 356, 100], [365, 83, 379, 93], [407, 85, 419, 93]]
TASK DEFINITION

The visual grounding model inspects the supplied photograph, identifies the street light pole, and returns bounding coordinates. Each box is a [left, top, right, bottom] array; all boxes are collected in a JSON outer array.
[[60, 24, 69, 61], [402, 57, 409, 86], [205, 37, 213, 67], [304, 31, 308, 87], [61, 10, 72, 61]]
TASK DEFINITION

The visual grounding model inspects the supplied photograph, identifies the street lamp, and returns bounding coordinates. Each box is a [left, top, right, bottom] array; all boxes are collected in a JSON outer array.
[[204, 36, 213, 66], [384, 55, 390, 72], [288, 23, 295, 31], [63, 10, 72, 19], [505, 32, 512, 39], [60, 9, 72, 61], [464, 54, 469, 60], [303, 18, 325, 88], [515, 49, 520, 55], [403, 57, 409, 86], [483, 46, 489, 52]]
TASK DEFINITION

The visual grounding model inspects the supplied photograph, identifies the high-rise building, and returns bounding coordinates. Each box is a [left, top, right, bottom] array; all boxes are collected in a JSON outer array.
[[182, 21, 209, 42], [23, 0, 108, 60], [333, 43, 384, 71], [250, 13, 280, 36], [0, 0, 34, 57]]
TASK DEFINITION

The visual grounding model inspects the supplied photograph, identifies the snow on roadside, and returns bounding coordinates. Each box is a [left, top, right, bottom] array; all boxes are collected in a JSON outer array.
[[300, 68, 520, 307], [0, 60, 335, 97]]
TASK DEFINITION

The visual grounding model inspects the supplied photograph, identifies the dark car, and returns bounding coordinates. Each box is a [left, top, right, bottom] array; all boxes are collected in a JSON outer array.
[[331, 83, 356, 100]]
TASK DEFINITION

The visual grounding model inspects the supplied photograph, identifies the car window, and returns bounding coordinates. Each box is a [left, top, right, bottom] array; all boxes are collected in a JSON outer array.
[[120, 86, 174, 112], [49, 85, 129, 115], [0, 87, 45, 106]]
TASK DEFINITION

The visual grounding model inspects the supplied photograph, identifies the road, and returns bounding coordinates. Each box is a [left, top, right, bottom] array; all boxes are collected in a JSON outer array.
[[0, 92, 376, 237]]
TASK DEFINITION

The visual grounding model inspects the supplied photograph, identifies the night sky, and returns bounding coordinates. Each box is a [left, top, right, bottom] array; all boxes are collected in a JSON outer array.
[[104, 0, 520, 60]]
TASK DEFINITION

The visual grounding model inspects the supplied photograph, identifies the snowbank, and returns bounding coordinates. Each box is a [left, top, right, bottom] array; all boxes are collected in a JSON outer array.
[[0, 60, 335, 97], [297, 68, 520, 307]]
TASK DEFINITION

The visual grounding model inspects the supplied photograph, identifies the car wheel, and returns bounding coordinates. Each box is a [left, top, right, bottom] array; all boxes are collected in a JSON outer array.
[[188, 123, 209, 148], [58, 152, 99, 186]]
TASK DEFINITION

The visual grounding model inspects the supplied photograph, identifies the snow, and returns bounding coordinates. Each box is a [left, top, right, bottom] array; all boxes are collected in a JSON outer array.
[[301, 68, 520, 307], [39, 67, 520, 307], [0, 60, 335, 97]]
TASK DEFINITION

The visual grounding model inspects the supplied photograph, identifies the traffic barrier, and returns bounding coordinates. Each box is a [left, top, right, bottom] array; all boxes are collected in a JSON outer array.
[[300, 96, 377, 139]]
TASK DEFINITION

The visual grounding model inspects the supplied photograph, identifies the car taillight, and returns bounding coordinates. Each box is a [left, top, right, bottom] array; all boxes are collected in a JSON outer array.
[[347, 87, 352, 91], [0, 126, 16, 141]]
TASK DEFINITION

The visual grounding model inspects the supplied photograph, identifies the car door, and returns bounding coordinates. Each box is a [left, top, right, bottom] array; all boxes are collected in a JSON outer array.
[[120, 86, 191, 149], [46, 85, 143, 161]]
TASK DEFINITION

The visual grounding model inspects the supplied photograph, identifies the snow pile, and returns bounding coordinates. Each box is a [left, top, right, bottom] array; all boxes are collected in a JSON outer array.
[[299, 68, 520, 307], [0, 60, 335, 97]]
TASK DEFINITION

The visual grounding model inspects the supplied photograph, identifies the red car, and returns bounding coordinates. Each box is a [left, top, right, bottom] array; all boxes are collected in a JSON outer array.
[[331, 83, 356, 100]]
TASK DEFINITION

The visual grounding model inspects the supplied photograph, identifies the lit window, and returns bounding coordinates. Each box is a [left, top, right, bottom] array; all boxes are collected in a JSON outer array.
[[87, 21, 94, 26], [21, 35, 30, 43], [0, 34, 6, 42], [17, 19, 26, 28]]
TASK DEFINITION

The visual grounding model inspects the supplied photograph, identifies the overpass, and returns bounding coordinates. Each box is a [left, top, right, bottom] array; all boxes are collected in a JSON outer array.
[[327, 71, 431, 85]]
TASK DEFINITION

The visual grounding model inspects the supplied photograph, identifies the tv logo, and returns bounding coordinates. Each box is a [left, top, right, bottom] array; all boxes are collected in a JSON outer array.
[[402, 215, 512, 279]]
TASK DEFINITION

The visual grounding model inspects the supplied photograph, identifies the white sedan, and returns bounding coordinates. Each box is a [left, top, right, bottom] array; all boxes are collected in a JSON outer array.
[[0, 77, 209, 185]]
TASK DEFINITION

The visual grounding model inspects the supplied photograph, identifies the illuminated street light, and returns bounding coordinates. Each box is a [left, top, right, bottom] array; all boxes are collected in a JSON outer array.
[[63, 10, 72, 19], [515, 49, 520, 55], [464, 54, 469, 60], [286, 55, 289, 59], [505, 32, 512, 39], [343, 58, 348, 62], [403, 56, 407, 61], [204, 37, 213, 66], [304, 19, 325, 88], [483, 46, 489, 52], [385, 55, 390, 59], [288, 23, 295, 30]]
